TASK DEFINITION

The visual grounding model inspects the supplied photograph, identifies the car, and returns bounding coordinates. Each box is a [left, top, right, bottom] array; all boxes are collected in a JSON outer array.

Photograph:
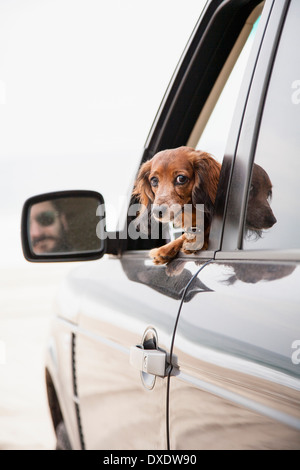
[[21, 0, 300, 450]]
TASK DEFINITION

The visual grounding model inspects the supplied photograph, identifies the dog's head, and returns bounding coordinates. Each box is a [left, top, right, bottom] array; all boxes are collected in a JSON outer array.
[[132, 146, 221, 227], [246, 163, 277, 234]]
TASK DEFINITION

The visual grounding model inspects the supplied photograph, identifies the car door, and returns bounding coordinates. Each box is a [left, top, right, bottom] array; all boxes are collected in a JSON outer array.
[[75, 0, 270, 450], [76, 255, 198, 449], [169, 0, 300, 449]]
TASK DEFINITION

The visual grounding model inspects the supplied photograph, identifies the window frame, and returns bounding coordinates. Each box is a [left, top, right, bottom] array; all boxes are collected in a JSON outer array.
[[215, 0, 300, 261]]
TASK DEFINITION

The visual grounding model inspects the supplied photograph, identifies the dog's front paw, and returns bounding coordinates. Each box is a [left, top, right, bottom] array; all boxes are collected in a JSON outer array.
[[149, 238, 184, 265], [182, 236, 203, 254], [149, 245, 178, 265], [182, 237, 196, 254]]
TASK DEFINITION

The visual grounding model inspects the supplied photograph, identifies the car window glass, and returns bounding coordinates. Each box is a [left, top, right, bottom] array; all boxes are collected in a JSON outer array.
[[130, 3, 265, 252], [243, 0, 300, 250]]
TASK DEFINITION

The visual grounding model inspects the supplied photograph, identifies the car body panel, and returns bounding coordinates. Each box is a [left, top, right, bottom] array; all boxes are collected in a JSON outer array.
[[45, 316, 82, 450], [169, 259, 300, 449], [74, 254, 212, 449]]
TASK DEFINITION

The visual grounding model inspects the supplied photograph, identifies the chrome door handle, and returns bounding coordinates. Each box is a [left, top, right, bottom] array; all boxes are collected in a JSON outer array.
[[130, 345, 167, 377]]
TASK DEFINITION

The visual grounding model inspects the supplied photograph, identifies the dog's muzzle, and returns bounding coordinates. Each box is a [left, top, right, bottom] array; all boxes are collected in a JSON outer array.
[[152, 204, 169, 221]]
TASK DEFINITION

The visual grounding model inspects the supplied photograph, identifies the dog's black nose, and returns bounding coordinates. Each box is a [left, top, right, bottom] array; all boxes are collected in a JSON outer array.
[[152, 204, 168, 219], [266, 212, 277, 228]]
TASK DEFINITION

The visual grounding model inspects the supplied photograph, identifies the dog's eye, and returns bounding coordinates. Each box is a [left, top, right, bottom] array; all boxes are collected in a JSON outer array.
[[175, 175, 188, 185], [150, 177, 159, 187]]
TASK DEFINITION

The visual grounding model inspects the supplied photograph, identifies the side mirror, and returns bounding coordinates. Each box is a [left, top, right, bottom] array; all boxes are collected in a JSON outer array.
[[21, 190, 106, 262]]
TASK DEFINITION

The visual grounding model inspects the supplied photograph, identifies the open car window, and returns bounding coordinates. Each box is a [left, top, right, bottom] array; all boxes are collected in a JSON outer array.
[[167, 3, 265, 248], [127, 1, 266, 254]]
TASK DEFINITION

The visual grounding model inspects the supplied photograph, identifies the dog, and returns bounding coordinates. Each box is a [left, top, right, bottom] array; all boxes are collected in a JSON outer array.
[[132, 146, 221, 265], [246, 163, 277, 237]]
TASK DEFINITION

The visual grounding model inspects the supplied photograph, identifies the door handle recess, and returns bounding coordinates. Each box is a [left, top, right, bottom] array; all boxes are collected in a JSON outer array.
[[130, 345, 167, 377]]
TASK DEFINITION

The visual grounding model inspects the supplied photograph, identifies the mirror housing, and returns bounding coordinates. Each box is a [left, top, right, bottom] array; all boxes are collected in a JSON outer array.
[[21, 190, 106, 262]]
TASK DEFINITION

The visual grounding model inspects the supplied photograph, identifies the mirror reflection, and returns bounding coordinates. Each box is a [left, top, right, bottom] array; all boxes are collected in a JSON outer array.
[[28, 196, 102, 255], [245, 163, 277, 239]]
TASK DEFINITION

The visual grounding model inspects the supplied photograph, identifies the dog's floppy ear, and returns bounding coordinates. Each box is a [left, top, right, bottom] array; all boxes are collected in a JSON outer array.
[[132, 159, 154, 234], [190, 151, 221, 215], [132, 159, 154, 209]]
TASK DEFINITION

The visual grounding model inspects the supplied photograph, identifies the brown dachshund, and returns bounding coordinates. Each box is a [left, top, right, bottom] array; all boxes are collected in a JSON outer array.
[[132, 146, 221, 264]]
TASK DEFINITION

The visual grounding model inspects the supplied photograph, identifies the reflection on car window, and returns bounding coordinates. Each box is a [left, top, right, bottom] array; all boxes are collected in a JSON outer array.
[[243, 0, 300, 250]]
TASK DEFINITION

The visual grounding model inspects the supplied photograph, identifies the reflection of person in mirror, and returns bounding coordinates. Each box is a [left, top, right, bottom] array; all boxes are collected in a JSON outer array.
[[30, 201, 70, 254]]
